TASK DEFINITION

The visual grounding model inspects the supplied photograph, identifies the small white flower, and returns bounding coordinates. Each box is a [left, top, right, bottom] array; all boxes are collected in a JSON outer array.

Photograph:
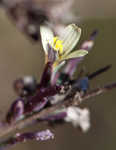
[[64, 106, 90, 132]]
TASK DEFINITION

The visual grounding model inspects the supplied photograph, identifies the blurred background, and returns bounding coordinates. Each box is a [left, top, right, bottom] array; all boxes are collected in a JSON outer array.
[[74, 0, 116, 19], [0, 0, 116, 150]]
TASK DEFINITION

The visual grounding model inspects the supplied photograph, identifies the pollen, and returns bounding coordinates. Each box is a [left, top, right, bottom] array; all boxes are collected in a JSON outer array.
[[52, 37, 63, 55]]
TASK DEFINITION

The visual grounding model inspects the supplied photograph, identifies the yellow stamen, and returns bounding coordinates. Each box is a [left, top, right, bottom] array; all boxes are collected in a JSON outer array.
[[52, 37, 63, 55], [53, 37, 58, 44]]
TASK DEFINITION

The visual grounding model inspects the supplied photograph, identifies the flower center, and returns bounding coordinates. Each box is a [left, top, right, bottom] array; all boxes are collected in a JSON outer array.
[[52, 37, 63, 55]]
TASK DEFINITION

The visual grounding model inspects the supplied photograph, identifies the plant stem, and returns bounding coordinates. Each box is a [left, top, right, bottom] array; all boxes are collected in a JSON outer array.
[[0, 82, 116, 138]]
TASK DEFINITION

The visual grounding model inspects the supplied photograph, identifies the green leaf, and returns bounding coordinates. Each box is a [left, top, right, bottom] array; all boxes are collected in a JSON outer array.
[[62, 50, 88, 60], [40, 25, 54, 54], [60, 24, 81, 55]]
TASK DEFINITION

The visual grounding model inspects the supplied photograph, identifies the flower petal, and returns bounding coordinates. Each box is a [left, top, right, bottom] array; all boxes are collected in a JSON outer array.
[[60, 24, 81, 55], [40, 25, 54, 54], [61, 50, 88, 60]]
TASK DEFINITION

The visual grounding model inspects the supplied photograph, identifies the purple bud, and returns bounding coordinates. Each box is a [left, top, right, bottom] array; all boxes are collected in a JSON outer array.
[[40, 62, 52, 87], [64, 58, 82, 77], [0, 130, 54, 150], [40, 112, 67, 121], [24, 84, 61, 114], [6, 98, 24, 123], [15, 130, 54, 142], [35, 130, 54, 141], [24, 97, 48, 114], [13, 78, 24, 96]]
